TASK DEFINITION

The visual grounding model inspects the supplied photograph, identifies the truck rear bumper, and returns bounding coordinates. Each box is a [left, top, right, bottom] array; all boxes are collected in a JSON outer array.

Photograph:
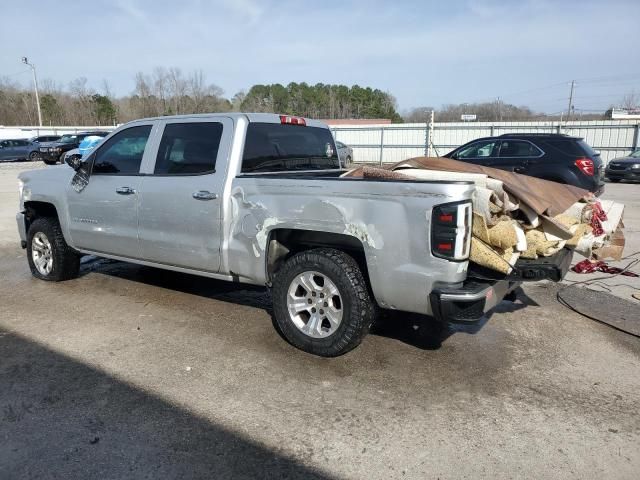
[[430, 248, 573, 324], [429, 279, 520, 324]]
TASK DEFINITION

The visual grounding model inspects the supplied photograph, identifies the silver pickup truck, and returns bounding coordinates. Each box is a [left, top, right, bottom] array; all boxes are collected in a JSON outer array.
[[16, 113, 550, 356]]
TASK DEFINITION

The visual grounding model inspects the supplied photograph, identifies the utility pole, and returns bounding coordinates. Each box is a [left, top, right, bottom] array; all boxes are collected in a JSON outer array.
[[21, 57, 42, 127], [566, 80, 575, 125]]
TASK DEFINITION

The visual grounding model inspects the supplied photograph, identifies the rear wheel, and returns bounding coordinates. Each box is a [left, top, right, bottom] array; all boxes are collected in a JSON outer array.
[[29, 151, 40, 162], [608, 178, 621, 183], [27, 217, 80, 281], [272, 248, 375, 357], [43, 159, 56, 165]]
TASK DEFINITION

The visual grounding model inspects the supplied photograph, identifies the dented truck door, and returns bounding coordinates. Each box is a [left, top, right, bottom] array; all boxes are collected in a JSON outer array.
[[136, 117, 233, 272]]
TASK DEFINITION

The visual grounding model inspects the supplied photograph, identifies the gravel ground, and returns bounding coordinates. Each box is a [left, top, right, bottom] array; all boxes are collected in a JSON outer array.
[[0, 162, 639, 479]]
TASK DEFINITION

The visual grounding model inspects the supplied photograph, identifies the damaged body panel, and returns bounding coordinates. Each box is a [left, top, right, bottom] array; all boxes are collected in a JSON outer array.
[[226, 175, 475, 315]]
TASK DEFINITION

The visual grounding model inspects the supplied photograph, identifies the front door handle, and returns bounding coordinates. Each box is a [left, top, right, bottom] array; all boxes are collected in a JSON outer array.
[[116, 186, 136, 195], [192, 190, 218, 200]]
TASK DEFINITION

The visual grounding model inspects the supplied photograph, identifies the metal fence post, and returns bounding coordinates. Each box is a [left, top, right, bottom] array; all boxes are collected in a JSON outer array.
[[634, 123, 640, 151], [490, 125, 495, 137], [379, 128, 385, 165], [424, 123, 429, 157]]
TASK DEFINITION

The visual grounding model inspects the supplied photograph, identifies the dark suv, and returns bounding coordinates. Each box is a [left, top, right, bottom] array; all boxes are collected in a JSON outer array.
[[444, 134, 604, 193], [39, 131, 110, 165]]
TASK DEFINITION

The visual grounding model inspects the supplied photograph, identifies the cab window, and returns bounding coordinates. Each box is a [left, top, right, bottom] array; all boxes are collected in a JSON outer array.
[[91, 126, 151, 175], [154, 122, 222, 175]]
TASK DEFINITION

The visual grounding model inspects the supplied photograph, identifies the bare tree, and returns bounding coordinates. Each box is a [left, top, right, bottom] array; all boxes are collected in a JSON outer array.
[[621, 90, 639, 109]]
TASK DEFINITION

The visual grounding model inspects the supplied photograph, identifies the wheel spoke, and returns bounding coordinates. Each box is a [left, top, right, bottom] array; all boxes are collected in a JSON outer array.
[[325, 282, 339, 297], [298, 273, 317, 294], [289, 297, 310, 314], [34, 256, 45, 269], [303, 314, 321, 336], [325, 306, 341, 327]]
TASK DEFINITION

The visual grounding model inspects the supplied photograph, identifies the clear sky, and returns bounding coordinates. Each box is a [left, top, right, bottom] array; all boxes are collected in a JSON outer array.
[[1, 0, 639, 114]]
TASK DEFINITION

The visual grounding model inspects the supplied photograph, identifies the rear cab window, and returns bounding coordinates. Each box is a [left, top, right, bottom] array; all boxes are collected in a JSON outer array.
[[154, 122, 222, 175], [242, 123, 340, 173]]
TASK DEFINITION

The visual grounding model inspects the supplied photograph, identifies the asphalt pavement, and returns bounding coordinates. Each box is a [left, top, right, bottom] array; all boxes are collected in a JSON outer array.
[[1, 162, 639, 479]]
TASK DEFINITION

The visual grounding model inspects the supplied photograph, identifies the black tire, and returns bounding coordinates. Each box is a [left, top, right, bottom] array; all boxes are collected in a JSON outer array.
[[27, 217, 80, 281], [29, 151, 40, 162], [608, 178, 621, 183], [346, 155, 352, 166], [43, 159, 57, 166], [272, 248, 375, 357]]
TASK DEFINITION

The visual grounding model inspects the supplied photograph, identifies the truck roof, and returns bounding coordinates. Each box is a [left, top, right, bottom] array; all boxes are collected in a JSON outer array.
[[122, 112, 330, 129]]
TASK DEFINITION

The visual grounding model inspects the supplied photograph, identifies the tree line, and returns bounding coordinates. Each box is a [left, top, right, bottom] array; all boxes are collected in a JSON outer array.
[[0, 69, 402, 126], [1, 67, 627, 126]]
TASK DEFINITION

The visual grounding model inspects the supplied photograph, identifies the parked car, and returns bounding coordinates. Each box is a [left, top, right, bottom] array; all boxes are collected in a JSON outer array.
[[39, 131, 110, 165], [605, 150, 640, 182], [17, 113, 571, 357], [60, 135, 106, 164], [0, 138, 40, 162], [336, 140, 354, 167], [29, 135, 62, 144], [444, 133, 604, 194]]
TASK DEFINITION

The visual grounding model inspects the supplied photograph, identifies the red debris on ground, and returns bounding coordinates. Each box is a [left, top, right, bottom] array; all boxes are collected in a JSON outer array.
[[572, 259, 639, 277]]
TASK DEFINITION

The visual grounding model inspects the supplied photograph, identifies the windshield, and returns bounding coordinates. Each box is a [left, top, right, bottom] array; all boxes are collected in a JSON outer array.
[[58, 135, 77, 144], [630, 150, 640, 158], [242, 123, 340, 173]]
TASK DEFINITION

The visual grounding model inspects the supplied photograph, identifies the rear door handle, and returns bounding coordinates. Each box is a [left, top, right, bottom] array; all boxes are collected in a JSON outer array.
[[192, 190, 218, 200], [116, 186, 136, 195]]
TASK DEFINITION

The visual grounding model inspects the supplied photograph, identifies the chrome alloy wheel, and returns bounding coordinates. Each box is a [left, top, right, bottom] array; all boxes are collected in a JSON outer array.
[[31, 232, 53, 276], [287, 271, 343, 338]]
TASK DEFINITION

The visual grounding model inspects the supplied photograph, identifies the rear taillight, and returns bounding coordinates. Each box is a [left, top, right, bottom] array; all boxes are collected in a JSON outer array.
[[431, 201, 472, 261], [280, 115, 306, 126], [575, 157, 594, 176]]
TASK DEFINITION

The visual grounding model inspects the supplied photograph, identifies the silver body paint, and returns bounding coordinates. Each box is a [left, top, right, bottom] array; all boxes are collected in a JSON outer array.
[[17, 113, 476, 316]]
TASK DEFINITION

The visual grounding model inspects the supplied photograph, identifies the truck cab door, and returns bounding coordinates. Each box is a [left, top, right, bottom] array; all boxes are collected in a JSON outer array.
[[136, 117, 233, 272], [65, 123, 155, 257]]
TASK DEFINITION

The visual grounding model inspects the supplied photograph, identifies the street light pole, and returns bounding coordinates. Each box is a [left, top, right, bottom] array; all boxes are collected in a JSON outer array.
[[21, 57, 42, 127]]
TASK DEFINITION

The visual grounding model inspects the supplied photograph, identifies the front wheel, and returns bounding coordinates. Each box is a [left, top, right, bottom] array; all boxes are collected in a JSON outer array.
[[608, 178, 621, 183], [27, 217, 80, 281], [272, 248, 375, 357], [29, 151, 40, 162]]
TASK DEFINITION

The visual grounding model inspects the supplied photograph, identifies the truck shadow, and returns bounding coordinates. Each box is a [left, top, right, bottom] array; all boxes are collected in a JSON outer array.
[[0, 328, 334, 479], [79, 257, 536, 352]]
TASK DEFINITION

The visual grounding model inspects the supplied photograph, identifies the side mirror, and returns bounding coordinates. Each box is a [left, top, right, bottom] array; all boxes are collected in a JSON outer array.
[[66, 154, 84, 171]]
